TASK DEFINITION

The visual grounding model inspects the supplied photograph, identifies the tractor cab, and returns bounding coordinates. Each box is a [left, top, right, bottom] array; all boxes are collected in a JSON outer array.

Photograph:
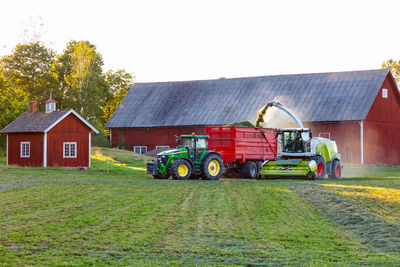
[[276, 128, 312, 155], [179, 135, 209, 160]]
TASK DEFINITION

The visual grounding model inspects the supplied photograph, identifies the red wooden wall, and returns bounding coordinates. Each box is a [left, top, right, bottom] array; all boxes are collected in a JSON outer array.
[[304, 121, 361, 163], [364, 73, 400, 164], [7, 133, 43, 167], [47, 114, 90, 167], [111, 126, 208, 151]]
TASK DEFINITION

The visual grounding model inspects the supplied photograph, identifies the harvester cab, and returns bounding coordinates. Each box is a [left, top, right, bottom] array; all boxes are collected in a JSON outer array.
[[147, 134, 223, 180]]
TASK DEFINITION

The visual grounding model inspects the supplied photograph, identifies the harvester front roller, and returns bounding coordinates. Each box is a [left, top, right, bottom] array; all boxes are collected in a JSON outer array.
[[260, 159, 317, 180]]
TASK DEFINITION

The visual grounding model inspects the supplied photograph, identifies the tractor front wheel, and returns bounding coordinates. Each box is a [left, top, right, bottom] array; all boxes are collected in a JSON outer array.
[[202, 154, 223, 180], [328, 160, 342, 179], [171, 159, 192, 180], [153, 173, 169, 179]]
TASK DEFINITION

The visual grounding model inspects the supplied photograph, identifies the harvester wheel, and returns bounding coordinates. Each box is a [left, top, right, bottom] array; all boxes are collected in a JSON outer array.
[[201, 154, 223, 180], [153, 173, 169, 179], [313, 156, 326, 179], [171, 159, 192, 180], [241, 161, 258, 178], [328, 160, 341, 179]]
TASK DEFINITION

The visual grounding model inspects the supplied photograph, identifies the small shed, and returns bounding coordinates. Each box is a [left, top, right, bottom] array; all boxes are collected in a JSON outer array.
[[0, 98, 98, 167]]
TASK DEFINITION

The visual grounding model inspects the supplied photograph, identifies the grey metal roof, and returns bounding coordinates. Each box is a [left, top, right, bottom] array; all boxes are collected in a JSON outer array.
[[0, 109, 99, 134], [106, 69, 390, 128]]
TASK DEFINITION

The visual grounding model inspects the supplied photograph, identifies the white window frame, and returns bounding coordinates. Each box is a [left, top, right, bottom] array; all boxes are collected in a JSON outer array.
[[134, 146, 147, 154], [156, 145, 170, 149], [382, 88, 388, 98], [63, 142, 77, 158], [20, 142, 30, 158]]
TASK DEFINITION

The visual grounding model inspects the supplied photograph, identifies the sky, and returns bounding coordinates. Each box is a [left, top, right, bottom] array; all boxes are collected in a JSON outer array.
[[1, 0, 399, 82]]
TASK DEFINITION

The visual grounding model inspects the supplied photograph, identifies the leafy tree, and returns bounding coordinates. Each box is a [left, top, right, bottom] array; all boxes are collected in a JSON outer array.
[[0, 42, 56, 107], [382, 59, 400, 86], [53, 40, 108, 126], [0, 70, 26, 151], [102, 69, 134, 125]]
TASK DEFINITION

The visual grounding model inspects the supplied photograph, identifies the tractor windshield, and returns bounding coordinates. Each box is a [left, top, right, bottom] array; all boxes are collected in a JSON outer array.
[[181, 138, 194, 149], [280, 131, 311, 153]]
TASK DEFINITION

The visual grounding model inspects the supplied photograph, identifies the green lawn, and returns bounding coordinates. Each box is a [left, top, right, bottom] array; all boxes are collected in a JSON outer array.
[[0, 148, 399, 265]]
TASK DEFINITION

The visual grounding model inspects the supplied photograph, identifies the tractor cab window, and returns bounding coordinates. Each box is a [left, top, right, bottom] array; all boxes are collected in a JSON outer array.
[[196, 138, 208, 149], [182, 138, 194, 149]]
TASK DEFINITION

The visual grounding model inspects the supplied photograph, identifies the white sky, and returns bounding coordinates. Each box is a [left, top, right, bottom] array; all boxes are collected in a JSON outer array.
[[1, 0, 399, 82]]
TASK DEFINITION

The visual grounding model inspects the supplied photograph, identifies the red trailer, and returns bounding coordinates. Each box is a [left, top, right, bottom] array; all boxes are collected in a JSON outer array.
[[207, 126, 277, 178]]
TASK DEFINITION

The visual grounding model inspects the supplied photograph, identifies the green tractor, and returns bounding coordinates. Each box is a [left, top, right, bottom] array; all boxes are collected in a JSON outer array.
[[147, 135, 223, 180], [260, 128, 342, 179]]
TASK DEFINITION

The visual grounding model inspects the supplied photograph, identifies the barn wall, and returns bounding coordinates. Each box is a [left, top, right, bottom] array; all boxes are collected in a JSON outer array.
[[47, 114, 91, 167], [303, 121, 361, 163], [8, 132, 43, 167], [364, 73, 400, 164], [111, 126, 208, 151]]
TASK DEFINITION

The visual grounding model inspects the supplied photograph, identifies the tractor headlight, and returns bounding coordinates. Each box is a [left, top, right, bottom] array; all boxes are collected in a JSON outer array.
[[157, 155, 169, 165]]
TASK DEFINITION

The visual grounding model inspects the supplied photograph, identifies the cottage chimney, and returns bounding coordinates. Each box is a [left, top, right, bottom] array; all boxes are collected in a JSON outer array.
[[29, 100, 37, 113], [45, 94, 57, 113]]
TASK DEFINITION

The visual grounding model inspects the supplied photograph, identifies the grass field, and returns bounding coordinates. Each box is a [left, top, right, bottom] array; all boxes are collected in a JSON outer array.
[[0, 147, 399, 265]]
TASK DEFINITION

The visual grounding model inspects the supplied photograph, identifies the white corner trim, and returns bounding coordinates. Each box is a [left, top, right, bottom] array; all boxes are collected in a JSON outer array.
[[44, 109, 99, 134], [89, 133, 91, 168], [109, 128, 112, 147], [6, 134, 8, 166], [360, 120, 364, 164], [43, 132, 47, 167]]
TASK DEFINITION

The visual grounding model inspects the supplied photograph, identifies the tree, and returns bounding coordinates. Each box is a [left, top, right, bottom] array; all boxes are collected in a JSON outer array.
[[0, 70, 26, 151], [0, 42, 56, 107], [382, 59, 400, 86], [102, 69, 135, 125], [53, 40, 108, 126]]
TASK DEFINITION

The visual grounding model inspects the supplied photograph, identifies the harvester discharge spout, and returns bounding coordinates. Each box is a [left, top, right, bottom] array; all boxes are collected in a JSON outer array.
[[256, 102, 304, 128]]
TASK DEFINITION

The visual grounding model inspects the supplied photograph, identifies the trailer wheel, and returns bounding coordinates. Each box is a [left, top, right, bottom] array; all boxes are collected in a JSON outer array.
[[255, 161, 263, 179], [201, 154, 223, 180], [171, 159, 192, 180], [241, 161, 258, 179], [313, 156, 327, 179], [153, 173, 169, 179], [328, 160, 341, 179]]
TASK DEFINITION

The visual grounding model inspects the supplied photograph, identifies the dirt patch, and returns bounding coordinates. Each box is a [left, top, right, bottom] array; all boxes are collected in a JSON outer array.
[[289, 183, 400, 253]]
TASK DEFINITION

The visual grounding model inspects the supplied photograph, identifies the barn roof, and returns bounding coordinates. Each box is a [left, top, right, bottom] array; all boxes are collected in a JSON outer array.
[[0, 109, 99, 134], [106, 69, 390, 128]]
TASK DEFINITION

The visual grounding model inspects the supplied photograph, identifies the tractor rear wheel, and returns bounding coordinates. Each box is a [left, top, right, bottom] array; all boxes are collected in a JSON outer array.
[[171, 159, 192, 180], [313, 156, 326, 179], [241, 161, 258, 178], [328, 160, 341, 179], [202, 154, 223, 180]]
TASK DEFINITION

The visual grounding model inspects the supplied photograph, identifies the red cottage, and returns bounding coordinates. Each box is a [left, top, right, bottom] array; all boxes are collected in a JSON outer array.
[[1, 98, 98, 168]]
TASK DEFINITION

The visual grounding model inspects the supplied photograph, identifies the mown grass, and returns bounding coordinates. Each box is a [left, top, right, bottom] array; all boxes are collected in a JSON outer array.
[[0, 149, 399, 265]]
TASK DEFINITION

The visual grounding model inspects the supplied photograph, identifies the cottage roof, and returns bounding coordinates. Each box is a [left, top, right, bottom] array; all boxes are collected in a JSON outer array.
[[106, 69, 390, 128], [0, 109, 99, 134]]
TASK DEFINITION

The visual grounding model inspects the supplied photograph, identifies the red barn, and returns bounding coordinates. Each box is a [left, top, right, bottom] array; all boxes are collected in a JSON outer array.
[[1, 98, 98, 168], [106, 69, 400, 165]]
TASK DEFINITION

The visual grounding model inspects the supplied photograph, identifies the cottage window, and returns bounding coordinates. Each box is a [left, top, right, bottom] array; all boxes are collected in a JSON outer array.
[[63, 142, 77, 158], [20, 142, 30, 158], [382, 88, 388, 98], [134, 146, 147, 154]]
